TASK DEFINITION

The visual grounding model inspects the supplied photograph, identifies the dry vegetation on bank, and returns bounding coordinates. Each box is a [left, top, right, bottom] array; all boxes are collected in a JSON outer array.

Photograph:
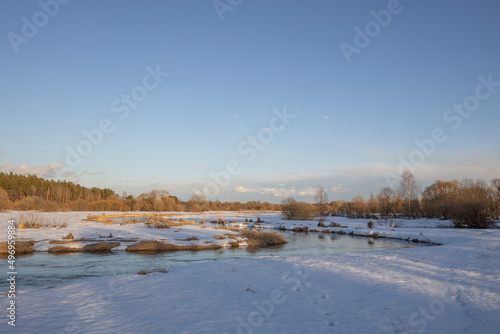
[[0, 240, 36, 254], [239, 230, 288, 248], [16, 211, 67, 229], [126, 240, 223, 253]]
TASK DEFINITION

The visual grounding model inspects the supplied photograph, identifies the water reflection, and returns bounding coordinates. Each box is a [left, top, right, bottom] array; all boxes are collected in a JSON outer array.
[[3, 229, 428, 289]]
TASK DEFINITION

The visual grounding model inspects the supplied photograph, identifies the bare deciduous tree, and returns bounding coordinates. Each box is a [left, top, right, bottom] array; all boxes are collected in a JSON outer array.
[[398, 170, 420, 216], [314, 186, 329, 216], [377, 187, 396, 217]]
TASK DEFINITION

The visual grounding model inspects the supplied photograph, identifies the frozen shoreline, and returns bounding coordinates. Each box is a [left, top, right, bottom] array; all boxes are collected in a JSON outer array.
[[1, 211, 499, 333]]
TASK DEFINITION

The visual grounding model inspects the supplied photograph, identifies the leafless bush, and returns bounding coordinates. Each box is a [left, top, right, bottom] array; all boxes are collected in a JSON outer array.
[[13, 196, 59, 211], [379, 218, 404, 228], [281, 197, 316, 220], [16, 212, 68, 229], [449, 186, 496, 229], [0, 188, 11, 210], [67, 199, 91, 211]]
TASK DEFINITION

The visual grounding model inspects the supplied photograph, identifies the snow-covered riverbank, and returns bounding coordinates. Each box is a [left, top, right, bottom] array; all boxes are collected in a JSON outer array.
[[1, 211, 499, 333]]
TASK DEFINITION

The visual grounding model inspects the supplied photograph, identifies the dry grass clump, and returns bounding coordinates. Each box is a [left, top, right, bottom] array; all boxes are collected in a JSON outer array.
[[319, 221, 344, 228], [48, 238, 87, 244], [48, 246, 82, 253], [126, 241, 185, 252], [84, 214, 118, 224], [63, 232, 74, 239], [17, 212, 67, 229], [85, 213, 178, 224], [187, 244, 223, 251], [120, 218, 142, 225], [213, 234, 226, 240], [145, 217, 198, 228], [137, 268, 168, 275], [175, 236, 199, 241], [126, 240, 222, 253], [147, 221, 171, 229], [170, 219, 197, 227], [146, 216, 172, 228], [0, 240, 35, 254], [239, 230, 287, 248], [83, 242, 120, 252]]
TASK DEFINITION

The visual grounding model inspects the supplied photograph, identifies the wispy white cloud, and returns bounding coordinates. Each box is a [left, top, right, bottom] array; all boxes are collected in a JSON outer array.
[[0, 162, 70, 179], [81, 170, 106, 176], [330, 183, 351, 193], [234, 185, 316, 197], [234, 186, 253, 193], [0, 162, 110, 184]]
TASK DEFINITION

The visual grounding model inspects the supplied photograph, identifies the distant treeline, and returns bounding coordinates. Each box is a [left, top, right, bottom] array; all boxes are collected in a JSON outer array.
[[282, 174, 500, 229], [0, 172, 115, 205], [0, 172, 280, 212], [1, 172, 499, 228], [329, 178, 500, 225]]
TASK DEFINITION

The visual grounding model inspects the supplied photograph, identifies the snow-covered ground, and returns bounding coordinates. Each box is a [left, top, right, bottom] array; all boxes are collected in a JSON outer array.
[[1, 211, 499, 333], [0, 211, 250, 251]]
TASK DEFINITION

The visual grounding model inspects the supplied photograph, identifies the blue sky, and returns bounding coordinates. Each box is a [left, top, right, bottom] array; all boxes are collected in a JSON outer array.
[[1, 0, 499, 203]]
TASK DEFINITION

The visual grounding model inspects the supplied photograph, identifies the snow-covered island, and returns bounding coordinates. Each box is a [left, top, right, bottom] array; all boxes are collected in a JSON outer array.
[[1, 211, 499, 333]]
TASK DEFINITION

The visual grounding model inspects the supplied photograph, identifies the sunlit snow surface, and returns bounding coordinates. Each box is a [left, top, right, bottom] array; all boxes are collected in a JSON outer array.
[[1, 211, 499, 333]]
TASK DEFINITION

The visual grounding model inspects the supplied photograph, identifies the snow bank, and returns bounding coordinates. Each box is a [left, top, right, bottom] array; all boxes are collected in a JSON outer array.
[[0, 211, 499, 333]]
